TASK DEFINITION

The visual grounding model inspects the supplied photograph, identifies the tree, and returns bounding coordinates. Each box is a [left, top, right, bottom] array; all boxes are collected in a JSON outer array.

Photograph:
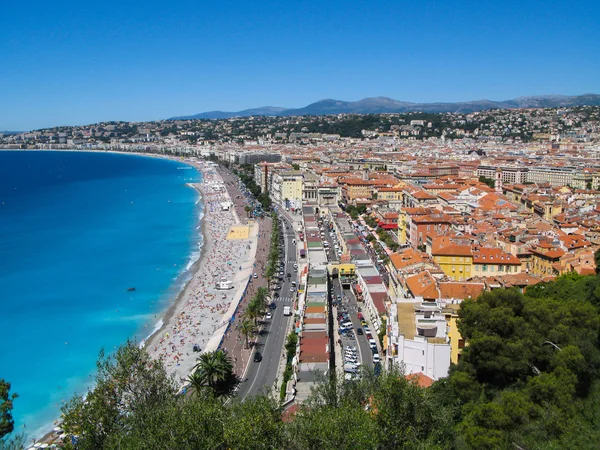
[[595, 249, 600, 274], [479, 175, 495, 188], [237, 318, 256, 349], [452, 281, 600, 448], [61, 341, 177, 450], [244, 205, 252, 218], [188, 350, 237, 398], [0, 379, 17, 440], [291, 163, 300, 170]]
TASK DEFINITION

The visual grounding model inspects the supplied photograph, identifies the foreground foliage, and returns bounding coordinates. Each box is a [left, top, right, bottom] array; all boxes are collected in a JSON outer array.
[[5, 273, 600, 449]]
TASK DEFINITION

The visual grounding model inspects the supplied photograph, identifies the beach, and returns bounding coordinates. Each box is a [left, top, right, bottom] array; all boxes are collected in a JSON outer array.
[[34, 156, 262, 447], [144, 160, 258, 385]]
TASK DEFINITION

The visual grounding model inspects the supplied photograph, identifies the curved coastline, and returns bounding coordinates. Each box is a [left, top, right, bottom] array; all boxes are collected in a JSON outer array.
[[0, 150, 207, 444], [33, 153, 257, 446]]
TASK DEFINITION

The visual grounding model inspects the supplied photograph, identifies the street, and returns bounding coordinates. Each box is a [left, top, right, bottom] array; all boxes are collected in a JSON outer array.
[[237, 213, 297, 399]]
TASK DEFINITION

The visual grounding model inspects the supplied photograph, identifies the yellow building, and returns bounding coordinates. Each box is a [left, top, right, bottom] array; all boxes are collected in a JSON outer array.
[[432, 245, 473, 281], [528, 246, 564, 277], [328, 263, 356, 276], [397, 209, 408, 244], [377, 187, 404, 201], [280, 173, 303, 208], [342, 179, 374, 202], [471, 247, 523, 276], [443, 305, 464, 364]]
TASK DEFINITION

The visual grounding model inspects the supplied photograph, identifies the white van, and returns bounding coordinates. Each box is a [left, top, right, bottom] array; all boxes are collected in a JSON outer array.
[[283, 306, 292, 316], [343, 363, 358, 374]]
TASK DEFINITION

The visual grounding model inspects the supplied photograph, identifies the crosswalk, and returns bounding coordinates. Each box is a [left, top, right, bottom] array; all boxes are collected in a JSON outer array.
[[272, 296, 294, 302]]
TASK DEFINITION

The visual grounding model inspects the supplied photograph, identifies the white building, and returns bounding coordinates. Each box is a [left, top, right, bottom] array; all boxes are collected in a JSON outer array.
[[385, 299, 451, 380]]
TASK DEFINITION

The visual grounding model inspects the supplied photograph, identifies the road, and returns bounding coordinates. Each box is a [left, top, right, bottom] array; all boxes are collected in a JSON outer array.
[[332, 277, 374, 370], [237, 213, 297, 399]]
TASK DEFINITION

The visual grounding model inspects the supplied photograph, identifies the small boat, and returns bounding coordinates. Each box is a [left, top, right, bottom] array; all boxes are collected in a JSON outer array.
[[126, 287, 136, 292]]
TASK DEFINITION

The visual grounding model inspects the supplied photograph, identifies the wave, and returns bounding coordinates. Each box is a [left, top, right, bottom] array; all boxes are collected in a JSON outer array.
[[140, 318, 165, 348]]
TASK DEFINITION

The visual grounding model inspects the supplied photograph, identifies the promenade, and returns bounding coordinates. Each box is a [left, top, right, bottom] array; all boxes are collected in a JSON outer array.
[[217, 166, 273, 379]]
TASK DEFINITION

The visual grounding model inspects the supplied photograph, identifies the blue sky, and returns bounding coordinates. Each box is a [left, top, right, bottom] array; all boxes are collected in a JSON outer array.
[[1, 0, 599, 130]]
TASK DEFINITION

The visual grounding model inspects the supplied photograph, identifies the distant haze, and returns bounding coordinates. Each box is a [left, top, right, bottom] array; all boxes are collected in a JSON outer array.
[[170, 94, 600, 120]]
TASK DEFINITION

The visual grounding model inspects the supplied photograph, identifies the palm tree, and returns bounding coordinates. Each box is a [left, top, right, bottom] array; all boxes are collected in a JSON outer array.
[[188, 350, 236, 397], [246, 298, 263, 326], [237, 318, 256, 349], [244, 205, 252, 218]]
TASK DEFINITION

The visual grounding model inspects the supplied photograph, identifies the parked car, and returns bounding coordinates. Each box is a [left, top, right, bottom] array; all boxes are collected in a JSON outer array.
[[373, 353, 380, 364], [369, 339, 377, 349], [253, 273, 258, 279], [254, 352, 263, 362]]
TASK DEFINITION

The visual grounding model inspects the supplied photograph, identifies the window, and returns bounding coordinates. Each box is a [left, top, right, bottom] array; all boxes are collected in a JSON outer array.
[[483, 265, 488, 272], [452, 266, 456, 272], [458, 339, 465, 349]]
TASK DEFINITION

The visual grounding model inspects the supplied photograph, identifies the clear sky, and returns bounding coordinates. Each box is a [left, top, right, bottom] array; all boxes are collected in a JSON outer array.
[[1, 0, 599, 130]]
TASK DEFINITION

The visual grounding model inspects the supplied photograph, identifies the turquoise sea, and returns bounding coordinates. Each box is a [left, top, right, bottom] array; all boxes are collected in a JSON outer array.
[[0, 150, 202, 437]]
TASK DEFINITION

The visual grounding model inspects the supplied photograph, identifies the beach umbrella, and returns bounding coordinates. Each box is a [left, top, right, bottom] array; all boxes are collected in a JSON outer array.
[[40, 445, 49, 449], [33, 444, 42, 448]]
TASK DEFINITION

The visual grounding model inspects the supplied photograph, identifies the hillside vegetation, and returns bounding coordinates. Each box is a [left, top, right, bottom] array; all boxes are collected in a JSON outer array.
[[3, 273, 600, 449]]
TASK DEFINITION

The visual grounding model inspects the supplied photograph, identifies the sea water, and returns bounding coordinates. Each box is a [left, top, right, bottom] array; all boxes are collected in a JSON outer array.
[[0, 150, 202, 437]]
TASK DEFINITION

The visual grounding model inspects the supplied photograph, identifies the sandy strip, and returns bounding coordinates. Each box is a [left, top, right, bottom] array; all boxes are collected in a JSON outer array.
[[144, 161, 257, 385]]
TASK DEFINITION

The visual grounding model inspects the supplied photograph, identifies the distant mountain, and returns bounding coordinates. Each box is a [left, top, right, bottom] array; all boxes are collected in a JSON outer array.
[[169, 94, 600, 120]]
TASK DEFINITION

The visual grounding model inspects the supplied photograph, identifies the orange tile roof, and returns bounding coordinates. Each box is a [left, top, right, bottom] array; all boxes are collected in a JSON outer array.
[[405, 372, 434, 388], [472, 247, 521, 265], [438, 282, 485, 300]]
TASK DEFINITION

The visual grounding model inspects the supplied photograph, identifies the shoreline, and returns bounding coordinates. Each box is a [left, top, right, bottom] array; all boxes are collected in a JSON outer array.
[[34, 154, 258, 446]]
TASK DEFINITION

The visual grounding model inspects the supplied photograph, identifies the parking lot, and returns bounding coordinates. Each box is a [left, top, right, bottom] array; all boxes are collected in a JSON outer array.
[[332, 279, 379, 379]]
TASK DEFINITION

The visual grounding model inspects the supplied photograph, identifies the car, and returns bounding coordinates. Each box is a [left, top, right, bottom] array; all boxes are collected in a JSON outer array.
[[253, 273, 258, 279], [273, 292, 280, 299], [369, 339, 377, 349], [337, 295, 342, 301], [357, 312, 364, 320], [364, 327, 371, 333], [269, 302, 277, 309], [373, 353, 380, 364], [290, 286, 295, 292], [356, 328, 364, 335], [253, 352, 263, 362], [279, 271, 284, 276], [265, 313, 272, 320], [293, 263, 298, 269]]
